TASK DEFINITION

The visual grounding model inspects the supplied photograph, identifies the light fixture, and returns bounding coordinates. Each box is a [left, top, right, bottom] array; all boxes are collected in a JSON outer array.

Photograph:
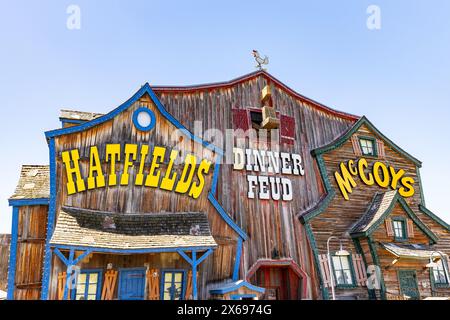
[[335, 243, 350, 257]]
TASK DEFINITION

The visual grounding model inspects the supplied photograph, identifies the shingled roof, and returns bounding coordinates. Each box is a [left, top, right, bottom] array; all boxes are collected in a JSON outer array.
[[60, 109, 104, 122], [9, 165, 50, 200], [50, 207, 217, 250], [349, 190, 398, 234], [380, 243, 445, 260]]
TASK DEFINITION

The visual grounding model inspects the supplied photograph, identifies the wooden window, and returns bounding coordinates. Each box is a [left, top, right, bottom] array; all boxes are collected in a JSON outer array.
[[358, 136, 377, 157], [161, 270, 185, 300], [74, 270, 103, 300], [352, 254, 368, 286], [332, 255, 355, 286], [280, 114, 295, 145], [392, 217, 407, 241], [432, 260, 449, 286], [232, 109, 250, 131]]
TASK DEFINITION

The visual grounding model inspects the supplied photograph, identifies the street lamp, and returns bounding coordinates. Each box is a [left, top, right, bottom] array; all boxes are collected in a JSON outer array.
[[327, 236, 350, 301], [426, 251, 450, 296]]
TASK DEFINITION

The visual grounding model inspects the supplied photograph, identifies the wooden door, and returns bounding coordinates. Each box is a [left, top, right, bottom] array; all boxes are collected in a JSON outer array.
[[118, 268, 146, 300], [398, 270, 420, 300]]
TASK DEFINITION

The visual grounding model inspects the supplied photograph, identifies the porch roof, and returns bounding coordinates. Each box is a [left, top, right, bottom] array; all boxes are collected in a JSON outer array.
[[349, 190, 397, 234], [49, 206, 217, 251], [380, 242, 444, 260]]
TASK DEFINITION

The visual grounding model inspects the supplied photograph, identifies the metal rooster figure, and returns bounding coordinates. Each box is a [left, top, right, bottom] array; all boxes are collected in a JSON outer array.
[[252, 50, 269, 70]]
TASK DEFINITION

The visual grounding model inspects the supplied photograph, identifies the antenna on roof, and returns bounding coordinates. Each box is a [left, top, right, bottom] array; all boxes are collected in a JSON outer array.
[[252, 50, 269, 71]]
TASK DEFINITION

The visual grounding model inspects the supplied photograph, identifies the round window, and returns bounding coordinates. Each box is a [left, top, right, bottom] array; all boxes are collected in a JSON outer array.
[[132, 107, 156, 132]]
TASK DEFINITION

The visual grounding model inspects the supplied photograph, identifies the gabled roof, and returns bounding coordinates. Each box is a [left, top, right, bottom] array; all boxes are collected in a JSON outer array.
[[9, 165, 50, 200], [44, 82, 247, 240], [349, 190, 438, 243], [312, 116, 422, 167], [50, 207, 217, 250], [152, 70, 359, 121]]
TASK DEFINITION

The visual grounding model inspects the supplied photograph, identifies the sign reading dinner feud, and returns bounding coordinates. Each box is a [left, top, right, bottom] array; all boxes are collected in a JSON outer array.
[[233, 148, 305, 201]]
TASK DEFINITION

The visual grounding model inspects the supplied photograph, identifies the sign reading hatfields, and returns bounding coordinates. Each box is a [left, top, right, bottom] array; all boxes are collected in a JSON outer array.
[[61, 144, 212, 199]]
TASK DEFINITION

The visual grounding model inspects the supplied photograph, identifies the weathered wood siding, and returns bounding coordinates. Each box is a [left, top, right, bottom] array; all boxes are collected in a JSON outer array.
[[13, 205, 48, 300], [309, 124, 427, 299], [0, 234, 11, 291], [155, 75, 355, 299]]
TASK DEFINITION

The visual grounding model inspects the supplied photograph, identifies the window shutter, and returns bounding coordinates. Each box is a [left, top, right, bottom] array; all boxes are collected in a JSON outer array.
[[351, 135, 362, 156], [352, 254, 367, 286], [147, 268, 160, 300], [318, 254, 333, 288], [377, 140, 386, 158], [406, 219, 415, 238], [185, 270, 199, 300], [101, 269, 118, 300], [385, 218, 394, 236], [280, 115, 295, 145], [232, 109, 250, 131], [57, 272, 68, 300]]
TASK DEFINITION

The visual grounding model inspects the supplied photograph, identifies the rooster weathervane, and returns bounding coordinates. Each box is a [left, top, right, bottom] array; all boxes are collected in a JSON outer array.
[[252, 50, 269, 70]]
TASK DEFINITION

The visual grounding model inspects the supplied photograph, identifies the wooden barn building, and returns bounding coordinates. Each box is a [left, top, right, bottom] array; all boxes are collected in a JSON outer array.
[[5, 71, 450, 300]]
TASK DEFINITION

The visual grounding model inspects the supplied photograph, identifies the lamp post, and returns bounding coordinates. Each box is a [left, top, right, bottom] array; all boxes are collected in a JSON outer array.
[[426, 251, 450, 296], [326, 236, 350, 301]]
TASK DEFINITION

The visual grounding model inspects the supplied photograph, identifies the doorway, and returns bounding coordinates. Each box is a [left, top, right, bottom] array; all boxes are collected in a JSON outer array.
[[118, 268, 146, 300], [398, 270, 420, 300]]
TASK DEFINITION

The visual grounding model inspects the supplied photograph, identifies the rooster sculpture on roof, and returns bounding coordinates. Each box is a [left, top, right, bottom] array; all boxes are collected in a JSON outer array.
[[252, 50, 269, 70]]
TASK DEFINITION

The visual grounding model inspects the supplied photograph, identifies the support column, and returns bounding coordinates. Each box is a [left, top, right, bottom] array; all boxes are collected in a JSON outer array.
[[6, 207, 19, 300], [177, 248, 213, 300]]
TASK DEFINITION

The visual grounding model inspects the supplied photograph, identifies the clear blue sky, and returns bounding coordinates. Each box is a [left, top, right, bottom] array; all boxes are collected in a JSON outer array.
[[0, 0, 449, 233]]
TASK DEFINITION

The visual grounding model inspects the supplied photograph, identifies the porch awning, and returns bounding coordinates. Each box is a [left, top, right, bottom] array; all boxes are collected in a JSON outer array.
[[380, 242, 445, 260], [49, 206, 217, 251]]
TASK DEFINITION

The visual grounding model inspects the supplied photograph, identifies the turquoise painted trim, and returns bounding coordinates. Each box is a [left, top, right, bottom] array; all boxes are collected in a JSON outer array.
[[6, 207, 19, 300], [311, 116, 422, 167], [330, 253, 357, 289], [132, 107, 156, 132], [8, 198, 49, 207], [367, 236, 386, 300], [304, 222, 329, 300], [160, 269, 187, 300], [41, 138, 56, 300], [177, 249, 213, 300], [233, 237, 243, 281], [419, 205, 450, 231], [391, 216, 408, 241], [358, 135, 378, 158], [299, 154, 336, 224], [416, 166, 426, 207], [209, 281, 265, 294]]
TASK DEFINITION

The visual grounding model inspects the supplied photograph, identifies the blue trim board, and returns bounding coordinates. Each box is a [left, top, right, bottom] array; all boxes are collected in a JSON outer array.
[[8, 198, 49, 207], [132, 107, 156, 132], [208, 193, 247, 240], [233, 237, 243, 281], [230, 294, 257, 300], [209, 280, 265, 295], [6, 207, 19, 300], [41, 138, 57, 300], [51, 244, 216, 255]]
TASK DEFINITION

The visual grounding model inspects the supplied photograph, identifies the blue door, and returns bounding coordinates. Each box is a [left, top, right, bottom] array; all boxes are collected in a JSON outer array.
[[118, 268, 146, 300]]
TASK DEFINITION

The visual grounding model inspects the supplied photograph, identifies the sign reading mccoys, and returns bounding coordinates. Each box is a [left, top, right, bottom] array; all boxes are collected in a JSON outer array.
[[334, 157, 415, 200], [233, 148, 305, 201], [61, 144, 212, 199]]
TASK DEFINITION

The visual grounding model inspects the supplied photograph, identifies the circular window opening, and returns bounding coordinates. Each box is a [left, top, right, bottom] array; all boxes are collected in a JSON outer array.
[[132, 107, 156, 132]]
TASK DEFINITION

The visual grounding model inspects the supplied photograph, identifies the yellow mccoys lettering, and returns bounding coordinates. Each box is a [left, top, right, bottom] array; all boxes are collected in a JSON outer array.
[[334, 157, 415, 200], [61, 144, 212, 199]]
